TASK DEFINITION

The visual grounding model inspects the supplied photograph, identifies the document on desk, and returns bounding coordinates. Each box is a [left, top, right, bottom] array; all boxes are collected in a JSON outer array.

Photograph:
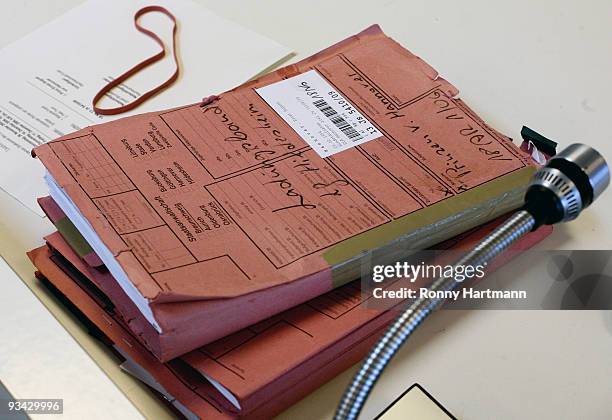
[[29, 217, 552, 417], [34, 24, 536, 360], [0, 0, 291, 216]]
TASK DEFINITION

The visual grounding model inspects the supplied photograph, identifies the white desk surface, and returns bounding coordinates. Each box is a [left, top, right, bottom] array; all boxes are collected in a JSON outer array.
[[1, 1, 611, 419]]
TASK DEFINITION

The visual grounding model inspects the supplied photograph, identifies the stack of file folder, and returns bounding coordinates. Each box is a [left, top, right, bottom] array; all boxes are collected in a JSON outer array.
[[28, 25, 551, 418]]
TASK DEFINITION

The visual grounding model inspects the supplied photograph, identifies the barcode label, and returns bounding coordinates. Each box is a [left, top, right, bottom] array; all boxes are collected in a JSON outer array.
[[256, 70, 381, 158], [312, 99, 363, 141]]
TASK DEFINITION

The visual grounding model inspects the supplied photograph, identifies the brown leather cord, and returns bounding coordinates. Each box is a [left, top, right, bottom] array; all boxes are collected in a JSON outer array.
[[92, 6, 179, 116]]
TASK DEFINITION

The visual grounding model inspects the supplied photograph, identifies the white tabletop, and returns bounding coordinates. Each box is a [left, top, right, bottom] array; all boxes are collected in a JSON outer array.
[[1, 1, 611, 419]]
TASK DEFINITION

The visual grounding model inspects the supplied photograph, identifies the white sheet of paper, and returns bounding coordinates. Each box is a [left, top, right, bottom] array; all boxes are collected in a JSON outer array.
[[0, 0, 291, 216]]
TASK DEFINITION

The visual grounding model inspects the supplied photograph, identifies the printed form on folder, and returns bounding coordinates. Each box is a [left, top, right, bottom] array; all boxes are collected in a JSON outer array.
[[33, 25, 535, 360]]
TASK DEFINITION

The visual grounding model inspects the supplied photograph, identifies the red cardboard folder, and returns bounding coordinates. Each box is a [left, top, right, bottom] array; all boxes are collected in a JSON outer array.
[[28, 217, 551, 417], [33, 25, 535, 360]]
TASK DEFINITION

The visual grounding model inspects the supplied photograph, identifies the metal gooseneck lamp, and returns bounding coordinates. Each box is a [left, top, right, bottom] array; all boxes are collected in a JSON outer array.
[[335, 144, 610, 420]]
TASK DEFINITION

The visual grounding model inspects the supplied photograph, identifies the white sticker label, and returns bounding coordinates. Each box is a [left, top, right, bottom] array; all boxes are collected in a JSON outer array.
[[256, 70, 382, 158]]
